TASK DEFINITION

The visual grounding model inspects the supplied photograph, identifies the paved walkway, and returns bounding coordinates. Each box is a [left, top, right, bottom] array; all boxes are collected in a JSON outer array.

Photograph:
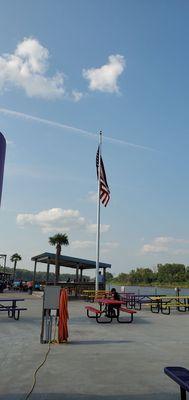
[[0, 293, 188, 399]]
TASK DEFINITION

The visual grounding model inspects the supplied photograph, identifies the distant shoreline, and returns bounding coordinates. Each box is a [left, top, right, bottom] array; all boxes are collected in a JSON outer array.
[[108, 282, 189, 289]]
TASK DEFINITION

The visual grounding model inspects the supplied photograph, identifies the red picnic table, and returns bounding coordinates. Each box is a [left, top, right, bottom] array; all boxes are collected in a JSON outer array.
[[85, 298, 137, 323]]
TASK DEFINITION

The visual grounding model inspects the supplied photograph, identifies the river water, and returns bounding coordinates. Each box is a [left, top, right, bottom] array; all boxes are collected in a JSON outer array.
[[106, 284, 189, 296]]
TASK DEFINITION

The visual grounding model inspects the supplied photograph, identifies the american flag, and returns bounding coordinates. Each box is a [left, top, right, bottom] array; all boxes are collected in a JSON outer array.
[[96, 146, 110, 207]]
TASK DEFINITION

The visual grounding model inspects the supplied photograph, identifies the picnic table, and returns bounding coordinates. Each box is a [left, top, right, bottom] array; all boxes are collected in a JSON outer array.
[[120, 293, 189, 314], [120, 293, 166, 310], [85, 298, 136, 323], [149, 296, 189, 315], [82, 290, 111, 302], [0, 298, 27, 320]]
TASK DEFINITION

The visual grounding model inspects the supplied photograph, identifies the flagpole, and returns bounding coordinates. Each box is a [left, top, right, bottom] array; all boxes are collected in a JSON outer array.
[[95, 130, 102, 292]]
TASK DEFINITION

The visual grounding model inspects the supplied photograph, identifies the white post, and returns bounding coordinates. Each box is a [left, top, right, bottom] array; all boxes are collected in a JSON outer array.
[[95, 131, 102, 292]]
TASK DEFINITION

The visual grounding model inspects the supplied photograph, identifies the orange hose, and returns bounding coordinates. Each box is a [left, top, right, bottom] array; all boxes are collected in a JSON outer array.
[[58, 289, 69, 342]]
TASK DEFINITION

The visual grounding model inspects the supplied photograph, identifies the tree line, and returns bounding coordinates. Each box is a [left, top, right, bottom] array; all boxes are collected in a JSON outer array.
[[1, 263, 189, 286], [106, 263, 189, 286], [0, 266, 90, 283], [2, 230, 189, 287]]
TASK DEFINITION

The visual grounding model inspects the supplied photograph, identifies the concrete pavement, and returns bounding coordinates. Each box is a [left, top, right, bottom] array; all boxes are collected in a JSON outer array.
[[0, 293, 188, 399]]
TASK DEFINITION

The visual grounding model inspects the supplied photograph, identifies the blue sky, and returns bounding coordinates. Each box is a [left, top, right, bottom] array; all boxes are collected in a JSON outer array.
[[1, 0, 189, 276]]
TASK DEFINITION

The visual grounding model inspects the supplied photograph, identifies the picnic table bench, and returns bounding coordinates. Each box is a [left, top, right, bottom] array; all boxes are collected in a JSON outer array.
[[0, 298, 27, 320], [164, 366, 189, 400]]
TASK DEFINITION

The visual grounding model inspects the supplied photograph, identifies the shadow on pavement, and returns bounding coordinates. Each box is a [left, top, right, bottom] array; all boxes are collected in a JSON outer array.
[[70, 339, 132, 345], [0, 392, 177, 400]]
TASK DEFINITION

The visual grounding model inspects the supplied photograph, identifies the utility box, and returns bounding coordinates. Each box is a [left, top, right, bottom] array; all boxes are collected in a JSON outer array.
[[40, 286, 61, 343], [44, 286, 61, 309]]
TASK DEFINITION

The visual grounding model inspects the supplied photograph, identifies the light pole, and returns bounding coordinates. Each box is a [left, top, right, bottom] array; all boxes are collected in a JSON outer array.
[[0, 132, 6, 206]]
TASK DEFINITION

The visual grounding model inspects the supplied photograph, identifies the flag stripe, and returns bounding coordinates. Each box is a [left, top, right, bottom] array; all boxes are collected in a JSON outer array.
[[96, 146, 110, 207]]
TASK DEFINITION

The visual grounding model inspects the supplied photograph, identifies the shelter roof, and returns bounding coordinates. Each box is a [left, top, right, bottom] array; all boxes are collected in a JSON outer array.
[[31, 252, 111, 270]]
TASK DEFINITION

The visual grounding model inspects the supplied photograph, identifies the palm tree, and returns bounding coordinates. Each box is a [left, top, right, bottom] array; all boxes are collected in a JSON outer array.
[[10, 253, 22, 281], [49, 233, 69, 284]]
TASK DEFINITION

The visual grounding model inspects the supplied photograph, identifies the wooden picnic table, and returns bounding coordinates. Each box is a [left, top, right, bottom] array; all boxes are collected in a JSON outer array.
[[0, 298, 27, 320]]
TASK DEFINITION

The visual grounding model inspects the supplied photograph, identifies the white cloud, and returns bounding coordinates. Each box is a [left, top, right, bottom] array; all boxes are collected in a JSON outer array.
[[142, 243, 169, 254], [101, 241, 119, 254], [83, 54, 125, 93], [17, 207, 85, 233], [153, 236, 174, 244], [173, 249, 189, 255], [87, 223, 110, 234], [141, 236, 189, 255], [15, 37, 49, 74], [0, 37, 65, 99], [71, 240, 119, 252], [86, 191, 97, 203], [17, 208, 75, 225], [71, 90, 83, 102], [16, 207, 110, 235], [71, 240, 95, 249]]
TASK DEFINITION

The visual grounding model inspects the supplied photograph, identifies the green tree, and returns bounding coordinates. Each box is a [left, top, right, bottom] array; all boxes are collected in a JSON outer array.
[[105, 272, 114, 282], [138, 268, 156, 284], [185, 266, 189, 282], [115, 273, 129, 283], [157, 263, 186, 283], [128, 269, 138, 284], [49, 233, 69, 284], [123, 268, 156, 285], [10, 253, 22, 281]]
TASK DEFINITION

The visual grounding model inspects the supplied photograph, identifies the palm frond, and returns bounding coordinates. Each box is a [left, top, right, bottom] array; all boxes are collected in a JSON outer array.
[[49, 233, 69, 247]]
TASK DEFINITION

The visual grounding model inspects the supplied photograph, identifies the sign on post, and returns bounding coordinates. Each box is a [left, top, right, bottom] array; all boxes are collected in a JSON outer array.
[[0, 132, 6, 206]]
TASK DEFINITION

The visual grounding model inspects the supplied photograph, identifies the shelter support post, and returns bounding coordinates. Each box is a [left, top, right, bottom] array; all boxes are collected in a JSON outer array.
[[33, 260, 37, 286], [75, 265, 80, 297], [57, 265, 60, 283], [80, 268, 83, 281], [103, 267, 106, 289], [46, 260, 50, 283], [76, 265, 79, 282]]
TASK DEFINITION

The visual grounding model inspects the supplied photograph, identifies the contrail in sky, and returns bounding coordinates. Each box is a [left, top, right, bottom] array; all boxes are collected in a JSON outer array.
[[0, 107, 155, 152]]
